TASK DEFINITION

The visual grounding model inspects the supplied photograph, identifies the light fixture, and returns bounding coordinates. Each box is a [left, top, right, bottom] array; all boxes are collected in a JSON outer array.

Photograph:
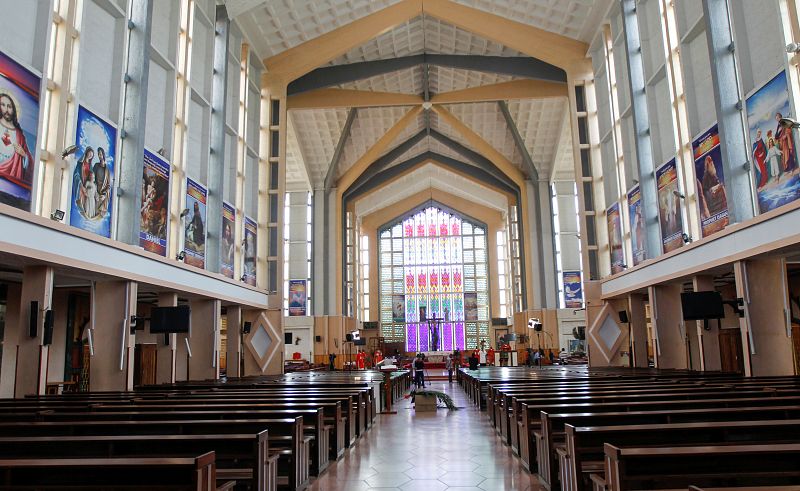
[[672, 190, 685, 199], [157, 147, 166, 156], [50, 209, 65, 221], [787, 43, 800, 53], [682, 233, 693, 244], [176, 251, 185, 260], [61, 145, 78, 159], [240, 274, 247, 281], [180, 208, 190, 219], [779, 117, 800, 129], [621, 263, 628, 269], [422, 101, 433, 110]]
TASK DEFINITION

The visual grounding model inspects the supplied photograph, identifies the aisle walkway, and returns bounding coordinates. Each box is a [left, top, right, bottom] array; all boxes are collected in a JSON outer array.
[[310, 379, 543, 491]]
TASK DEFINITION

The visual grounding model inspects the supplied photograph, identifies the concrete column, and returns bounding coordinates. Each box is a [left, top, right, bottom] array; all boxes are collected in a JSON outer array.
[[628, 293, 649, 368], [621, 0, 662, 260], [115, 0, 153, 244], [188, 299, 221, 381], [692, 275, 720, 371], [312, 189, 325, 315], [226, 305, 242, 378], [525, 181, 543, 309], [90, 281, 137, 391], [204, 5, 231, 273], [326, 190, 338, 313], [155, 292, 177, 384], [538, 180, 557, 309], [736, 259, 794, 375], [14, 266, 54, 397], [702, 0, 754, 224], [649, 283, 688, 369], [1, 283, 21, 398]]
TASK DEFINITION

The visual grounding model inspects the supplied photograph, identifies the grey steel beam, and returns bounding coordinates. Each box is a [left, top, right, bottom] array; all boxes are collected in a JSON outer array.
[[621, 0, 662, 260], [428, 129, 516, 187], [349, 130, 428, 188], [324, 108, 358, 193], [498, 100, 539, 180], [702, 0, 754, 223], [115, 0, 153, 245], [204, 5, 231, 273], [289, 55, 567, 95]]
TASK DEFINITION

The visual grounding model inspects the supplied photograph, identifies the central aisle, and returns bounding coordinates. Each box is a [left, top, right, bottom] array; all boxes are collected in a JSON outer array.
[[310, 379, 544, 491]]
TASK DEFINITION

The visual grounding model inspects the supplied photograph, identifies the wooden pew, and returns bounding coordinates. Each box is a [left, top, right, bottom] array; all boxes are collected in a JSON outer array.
[[0, 451, 230, 490], [563, 419, 800, 491], [593, 443, 800, 491], [0, 432, 276, 491]]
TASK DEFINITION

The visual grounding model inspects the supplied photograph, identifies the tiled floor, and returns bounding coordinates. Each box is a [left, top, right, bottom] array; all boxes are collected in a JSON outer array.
[[309, 379, 545, 491]]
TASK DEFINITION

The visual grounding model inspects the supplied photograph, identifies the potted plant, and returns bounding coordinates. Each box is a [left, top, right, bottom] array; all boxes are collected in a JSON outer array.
[[405, 389, 458, 411]]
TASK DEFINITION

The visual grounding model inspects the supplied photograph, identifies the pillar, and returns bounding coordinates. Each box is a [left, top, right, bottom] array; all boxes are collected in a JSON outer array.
[[115, 0, 153, 245], [702, 0, 754, 224], [14, 266, 54, 397], [155, 292, 177, 384], [736, 259, 794, 375], [188, 299, 221, 381], [628, 293, 649, 368], [90, 281, 137, 391], [649, 283, 688, 369], [693, 275, 721, 371], [226, 305, 242, 378], [1, 283, 21, 397]]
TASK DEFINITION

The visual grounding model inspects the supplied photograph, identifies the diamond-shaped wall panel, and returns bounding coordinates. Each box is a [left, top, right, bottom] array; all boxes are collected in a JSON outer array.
[[445, 102, 523, 172], [506, 97, 568, 174], [289, 108, 349, 188], [236, 0, 402, 59], [337, 106, 413, 179], [243, 312, 281, 373], [452, 0, 598, 42], [429, 66, 518, 94], [338, 65, 424, 95]]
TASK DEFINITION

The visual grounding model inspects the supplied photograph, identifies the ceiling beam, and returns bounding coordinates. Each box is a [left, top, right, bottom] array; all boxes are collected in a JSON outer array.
[[336, 105, 423, 191], [288, 55, 565, 95], [324, 108, 357, 192], [424, 0, 588, 71], [351, 130, 428, 187], [430, 79, 568, 105], [264, 0, 423, 83], [549, 113, 571, 183], [287, 89, 423, 110], [287, 114, 314, 191], [498, 100, 538, 181], [431, 104, 525, 184], [428, 130, 516, 188]]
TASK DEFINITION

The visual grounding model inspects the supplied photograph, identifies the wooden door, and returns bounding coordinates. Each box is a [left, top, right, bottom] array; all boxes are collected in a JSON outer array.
[[134, 343, 157, 386], [792, 324, 800, 375], [718, 328, 744, 373]]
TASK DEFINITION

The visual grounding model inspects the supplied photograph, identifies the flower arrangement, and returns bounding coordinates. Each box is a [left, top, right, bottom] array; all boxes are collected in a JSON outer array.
[[404, 389, 458, 410]]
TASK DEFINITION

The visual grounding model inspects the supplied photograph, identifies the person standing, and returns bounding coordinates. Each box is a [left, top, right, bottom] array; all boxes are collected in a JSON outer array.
[[445, 354, 453, 383], [414, 354, 426, 388], [533, 349, 541, 367], [328, 352, 336, 371]]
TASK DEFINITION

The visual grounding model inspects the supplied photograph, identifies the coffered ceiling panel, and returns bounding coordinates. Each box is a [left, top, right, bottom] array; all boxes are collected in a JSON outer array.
[[337, 106, 414, 179], [338, 65, 424, 95], [429, 66, 519, 94], [444, 102, 523, 172], [289, 108, 349, 188], [285, 116, 310, 190], [506, 97, 569, 173]]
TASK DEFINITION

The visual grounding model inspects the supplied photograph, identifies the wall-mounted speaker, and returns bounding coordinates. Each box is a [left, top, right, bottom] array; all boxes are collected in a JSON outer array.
[[618, 310, 629, 323], [29, 301, 38, 338], [242, 321, 252, 334], [284, 332, 292, 344], [315, 335, 322, 343], [345, 333, 353, 342], [42, 310, 54, 346]]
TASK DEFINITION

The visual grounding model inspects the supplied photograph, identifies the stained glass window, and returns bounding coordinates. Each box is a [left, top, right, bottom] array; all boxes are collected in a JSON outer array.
[[379, 205, 490, 351]]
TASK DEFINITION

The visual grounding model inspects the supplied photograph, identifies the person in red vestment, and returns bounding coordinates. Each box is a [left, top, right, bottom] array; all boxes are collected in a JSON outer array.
[[356, 349, 366, 370], [486, 347, 495, 366], [0, 92, 33, 186], [373, 349, 383, 366]]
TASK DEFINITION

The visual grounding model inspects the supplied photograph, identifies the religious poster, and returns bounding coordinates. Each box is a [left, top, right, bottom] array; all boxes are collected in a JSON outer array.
[[184, 177, 207, 268], [746, 70, 800, 214], [139, 149, 169, 256], [656, 159, 684, 253], [288, 279, 307, 316], [607, 201, 625, 274], [392, 294, 405, 322], [464, 292, 478, 321], [627, 185, 646, 266], [563, 271, 583, 308], [692, 124, 729, 237], [0, 49, 40, 211], [70, 105, 116, 237], [220, 201, 235, 279], [243, 215, 256, 286]]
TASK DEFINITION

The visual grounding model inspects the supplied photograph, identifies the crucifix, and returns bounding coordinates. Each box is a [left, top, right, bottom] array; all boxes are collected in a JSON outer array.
[[427, 313, 443, 352]]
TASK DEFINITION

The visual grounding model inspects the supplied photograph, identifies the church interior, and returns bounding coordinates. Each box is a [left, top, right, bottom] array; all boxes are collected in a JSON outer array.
[[1, 0, 800, 489]]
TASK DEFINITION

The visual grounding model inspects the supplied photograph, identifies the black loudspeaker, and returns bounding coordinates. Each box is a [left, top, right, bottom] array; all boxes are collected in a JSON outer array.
[[242, 321, 252, 334], [29, 301, 38, 338], [284, 332, 292, 344], [315, 335, 322, 342], [618, 310, 629, 323], [345, 333, 353, 342], [42, 310, 54, 346]]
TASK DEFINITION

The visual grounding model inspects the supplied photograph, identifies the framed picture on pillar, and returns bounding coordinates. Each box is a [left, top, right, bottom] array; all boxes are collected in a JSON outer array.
[[220, 202, 235, 279], [692, 123, 729, 237], [656, 159, 684, 253], [607, 201, 625, 274], [745, 70, 800, 214], [288, 279, 307, 316], [627, 185, 646, 266], [70, 105, 116, 238], [563, 271, 583, 309], [139, 149, 170, 256], [184, 177, 207, 268], [243, 215, 256, 286]]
